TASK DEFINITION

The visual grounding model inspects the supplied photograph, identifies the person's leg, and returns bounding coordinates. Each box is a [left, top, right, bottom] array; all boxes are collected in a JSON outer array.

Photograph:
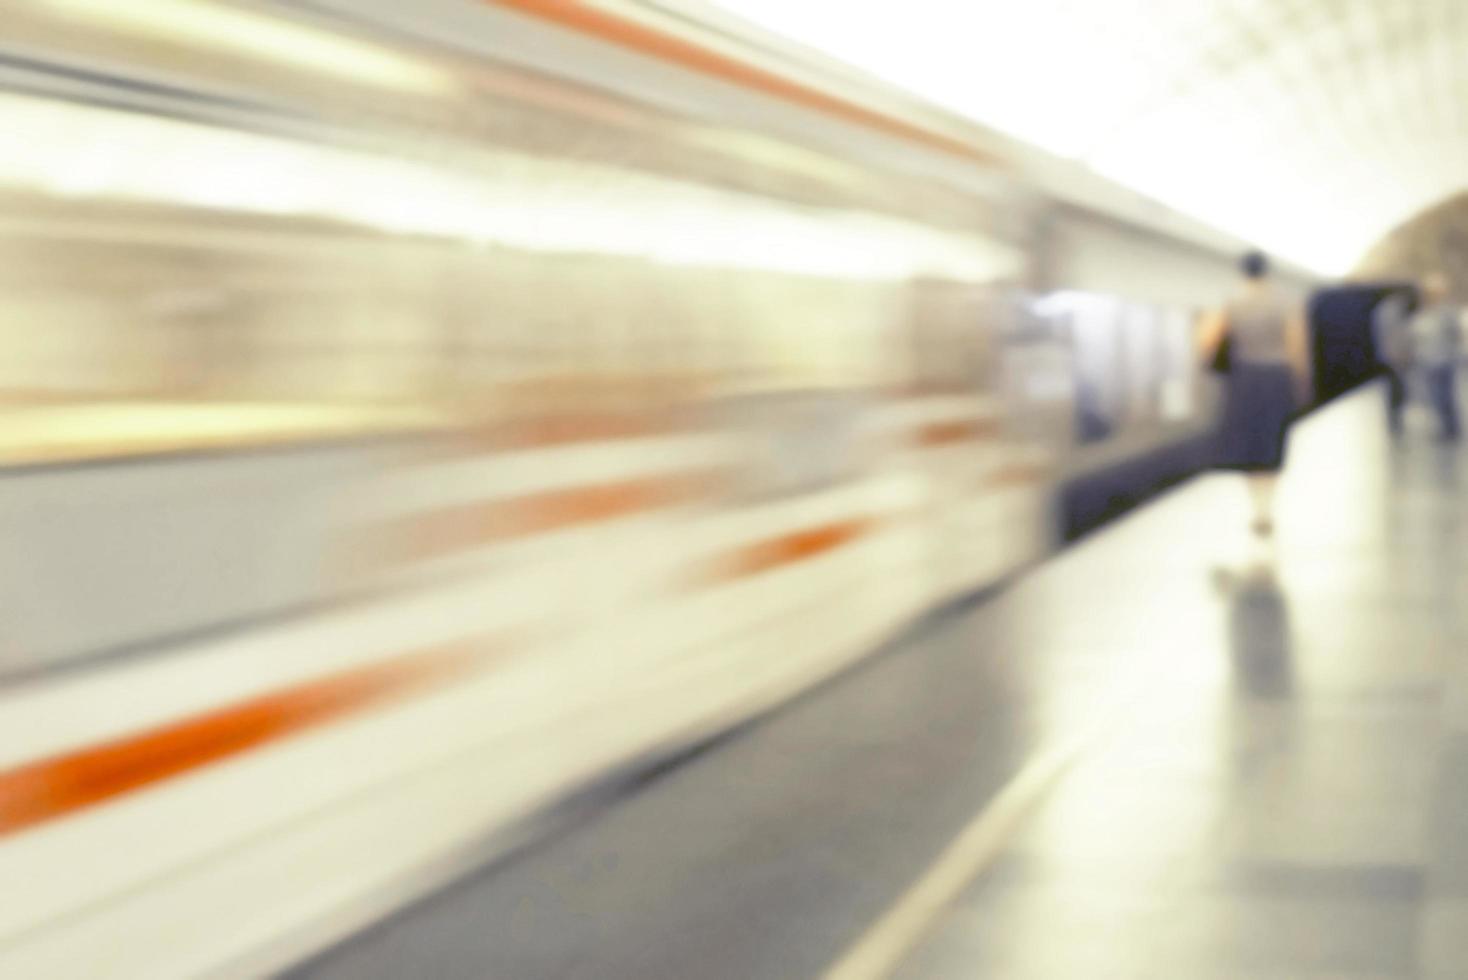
[[1247, 472, 1278, 534], [1430, 366, 1461, 440], [1387, 370, 1405, 435], [1443, 368, 1461, 440]]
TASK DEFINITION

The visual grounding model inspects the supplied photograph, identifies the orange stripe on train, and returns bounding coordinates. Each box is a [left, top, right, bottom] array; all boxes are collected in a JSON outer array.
[[0, 639, 506, 840], [702, 517, 877, 584], [386, 471, 716, 564], [916, 418, 1001, 447], [0, 510, 877, 838]]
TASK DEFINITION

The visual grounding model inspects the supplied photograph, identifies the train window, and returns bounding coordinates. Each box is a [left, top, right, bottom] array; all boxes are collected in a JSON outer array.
[[1034, 290, 1207, 448], [1001, 295, 1075, 454], [1158, 308, 1199, 421]]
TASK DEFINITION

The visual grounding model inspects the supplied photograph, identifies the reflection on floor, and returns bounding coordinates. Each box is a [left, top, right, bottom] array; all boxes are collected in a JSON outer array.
[[296, 384, 1467, 980]]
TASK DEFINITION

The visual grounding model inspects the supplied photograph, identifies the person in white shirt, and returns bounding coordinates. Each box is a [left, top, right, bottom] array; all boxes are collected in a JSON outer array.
[[1409, 273, 1463, 441], [1372, 288, 1413, 436]]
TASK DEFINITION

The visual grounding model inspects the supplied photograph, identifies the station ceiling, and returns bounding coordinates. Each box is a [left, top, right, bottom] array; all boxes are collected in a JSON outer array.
[[699, 0, 1467, 277]]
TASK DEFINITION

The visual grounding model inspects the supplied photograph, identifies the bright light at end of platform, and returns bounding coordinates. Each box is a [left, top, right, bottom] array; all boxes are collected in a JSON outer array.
[[700, 0, 1461, 277]]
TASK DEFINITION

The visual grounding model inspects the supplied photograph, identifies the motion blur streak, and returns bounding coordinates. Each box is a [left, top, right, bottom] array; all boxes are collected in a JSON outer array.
[[0, 638, 503, 840], [0, 90, 1009, 279], [483, 0, 999, 165], [38, 0, 452, 93], [385, 469, 717, 563], [703, 517, 878, 583], [0, 0, 1325, 976]]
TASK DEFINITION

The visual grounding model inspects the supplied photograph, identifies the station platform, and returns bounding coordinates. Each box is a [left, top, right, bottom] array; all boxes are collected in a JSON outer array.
[[292, 383, 1466, 980]]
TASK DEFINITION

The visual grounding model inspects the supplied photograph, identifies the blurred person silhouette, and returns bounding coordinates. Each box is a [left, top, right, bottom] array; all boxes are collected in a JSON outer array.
[[1200, 251, 1312, 537], [1409, 272, 1463, 442], [1372, 286, 1415, 437]]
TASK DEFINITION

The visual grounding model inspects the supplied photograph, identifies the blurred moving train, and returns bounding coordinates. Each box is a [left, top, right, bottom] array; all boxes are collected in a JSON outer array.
[[0, 1, 1323, 976]]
